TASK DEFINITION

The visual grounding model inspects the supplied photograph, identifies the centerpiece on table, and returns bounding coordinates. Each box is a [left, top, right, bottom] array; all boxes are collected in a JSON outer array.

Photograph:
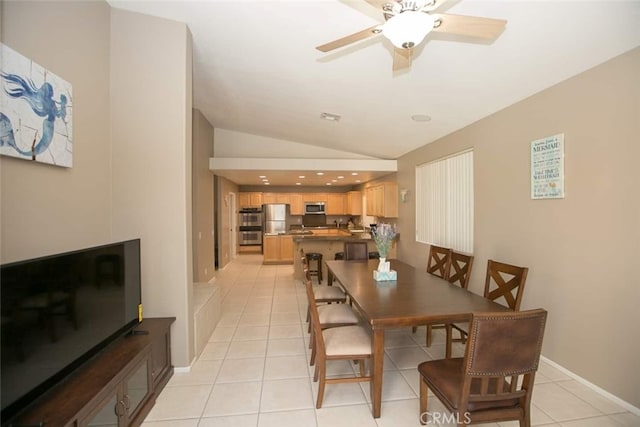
[[371, 223, 397, 281]]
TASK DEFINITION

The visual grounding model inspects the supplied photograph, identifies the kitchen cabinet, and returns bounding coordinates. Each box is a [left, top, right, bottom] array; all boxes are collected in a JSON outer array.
[[365, 183, 398, 218], [276, 193, 291, 204], [303, 193, 327, 203], [289, 193, 304, 215], [261, 193, 277, 204], [238, 192, 263, 208], [254, 193, 290, 206], [326, 193, 346, 215], [346, 191, 362, 215], [263, 235, 294, 264]]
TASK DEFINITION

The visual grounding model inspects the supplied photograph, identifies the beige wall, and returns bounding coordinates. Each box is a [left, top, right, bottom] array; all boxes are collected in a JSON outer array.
[[193, 109, 215, 282], [1, 0, 112, 262], [397, 47, 640, 407], [110, 8, 194, 366]]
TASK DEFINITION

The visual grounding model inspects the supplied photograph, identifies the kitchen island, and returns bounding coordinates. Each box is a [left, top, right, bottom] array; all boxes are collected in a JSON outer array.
[[291, 230, 395, 281]]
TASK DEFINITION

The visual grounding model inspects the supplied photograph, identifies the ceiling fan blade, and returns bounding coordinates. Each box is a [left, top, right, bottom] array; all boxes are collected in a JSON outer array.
[[393, 48, 412, 71], [431, 13, 507, 40], [316, 25, 382, 52]]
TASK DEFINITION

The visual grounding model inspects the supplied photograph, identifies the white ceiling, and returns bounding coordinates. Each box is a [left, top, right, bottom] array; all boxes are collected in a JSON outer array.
[[108, 0, 640, 185]]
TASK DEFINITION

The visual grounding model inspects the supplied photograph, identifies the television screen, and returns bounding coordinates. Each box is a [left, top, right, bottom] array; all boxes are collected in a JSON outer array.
[[0, 239, 141, 422]]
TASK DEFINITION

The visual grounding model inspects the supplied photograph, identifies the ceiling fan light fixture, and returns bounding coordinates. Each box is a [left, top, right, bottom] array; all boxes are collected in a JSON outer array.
[[382, 11, 435, 49]]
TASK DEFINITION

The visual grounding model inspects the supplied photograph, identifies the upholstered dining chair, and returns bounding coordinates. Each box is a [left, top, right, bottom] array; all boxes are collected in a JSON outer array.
[[304, 277, 361, 366], [301, 250, 347, 329], [305, 278, 372, 409], [418, 309, 547, 427], [446, 259, 529, 358], [424, 251, 475, 347]]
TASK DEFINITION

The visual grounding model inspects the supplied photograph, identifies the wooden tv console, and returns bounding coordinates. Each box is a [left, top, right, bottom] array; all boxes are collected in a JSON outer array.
[[14, 317, 175, 427]]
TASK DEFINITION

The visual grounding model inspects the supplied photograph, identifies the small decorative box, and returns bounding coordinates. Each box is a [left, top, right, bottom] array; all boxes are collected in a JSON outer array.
[[373, 270, 397, 281]]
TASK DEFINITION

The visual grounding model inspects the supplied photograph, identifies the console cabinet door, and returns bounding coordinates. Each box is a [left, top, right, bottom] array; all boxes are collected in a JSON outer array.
[[83, 393, 119, 427], [80, 349, 152, 427]]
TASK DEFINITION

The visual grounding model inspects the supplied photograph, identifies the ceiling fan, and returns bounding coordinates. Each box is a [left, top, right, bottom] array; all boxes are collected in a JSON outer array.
[[316, 0, 507, 71]]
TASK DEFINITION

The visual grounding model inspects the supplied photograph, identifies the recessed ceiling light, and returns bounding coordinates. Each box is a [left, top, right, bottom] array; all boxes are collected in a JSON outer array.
[[320, 112, 341, 122], [298, 175, 305, 179], [355, 180, 361, 183], [317, 172, 324, 176], [337, 176, 344, 179], [351, 172, 358, 176], [326, 183, 332, 186], [295, 182, 301, 186], [261, 178, 269, 182], [332, 179, 337, 183], [264, 182, 270, 185], [411, 114, 431, 122], [259, 175, 266, 178]]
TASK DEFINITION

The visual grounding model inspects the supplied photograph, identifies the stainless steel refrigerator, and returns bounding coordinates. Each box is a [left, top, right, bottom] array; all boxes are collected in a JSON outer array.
[[263, 204, 287, 234]]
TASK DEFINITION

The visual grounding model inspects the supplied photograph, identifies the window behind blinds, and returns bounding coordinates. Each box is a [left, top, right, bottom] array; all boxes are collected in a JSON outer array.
[[415, 150, 474, 253]]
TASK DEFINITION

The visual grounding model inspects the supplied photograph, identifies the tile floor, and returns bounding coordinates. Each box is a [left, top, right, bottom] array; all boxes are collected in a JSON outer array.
[[142, 255, 638, 427]]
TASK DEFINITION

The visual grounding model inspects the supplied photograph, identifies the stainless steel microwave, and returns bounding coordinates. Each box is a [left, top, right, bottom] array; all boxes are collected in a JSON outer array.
[[304, 202, 326, 215]]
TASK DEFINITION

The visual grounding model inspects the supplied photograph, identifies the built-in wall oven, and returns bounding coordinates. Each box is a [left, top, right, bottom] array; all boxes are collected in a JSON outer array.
[[239, 208, 263, 247]]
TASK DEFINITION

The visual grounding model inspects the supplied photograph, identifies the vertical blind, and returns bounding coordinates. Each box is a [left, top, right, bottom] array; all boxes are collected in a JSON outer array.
[[415, 150, 474, 253]]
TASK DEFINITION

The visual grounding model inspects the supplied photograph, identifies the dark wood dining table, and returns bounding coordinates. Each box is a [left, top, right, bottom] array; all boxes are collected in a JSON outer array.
[[325, 258, 510, 418]]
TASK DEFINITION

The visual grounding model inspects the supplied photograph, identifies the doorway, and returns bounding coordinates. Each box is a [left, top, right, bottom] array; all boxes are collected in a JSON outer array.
[[229, 192, 237, 259]]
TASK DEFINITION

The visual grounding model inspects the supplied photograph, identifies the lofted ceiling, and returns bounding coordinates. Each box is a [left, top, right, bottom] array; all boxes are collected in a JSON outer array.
[[108, 0, 640, 185]]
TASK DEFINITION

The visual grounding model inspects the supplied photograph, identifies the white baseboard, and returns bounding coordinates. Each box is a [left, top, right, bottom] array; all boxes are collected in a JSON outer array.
[[540, 355, 640, 416], [173, 366, 191, 374]]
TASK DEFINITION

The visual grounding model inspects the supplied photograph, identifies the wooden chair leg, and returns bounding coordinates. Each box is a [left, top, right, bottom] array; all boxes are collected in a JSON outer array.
[[316, 366, 326, 409], [359, 359, 366, 377], [310, 333, 317, 366], [426, 325, 433, 347], [419, 376, 429, 425], [412, 326, 417, 333], [445, 324, 452, 359]]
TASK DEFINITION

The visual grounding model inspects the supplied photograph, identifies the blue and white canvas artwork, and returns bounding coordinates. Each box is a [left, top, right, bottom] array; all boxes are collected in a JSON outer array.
[[0, 43, 73, 167]]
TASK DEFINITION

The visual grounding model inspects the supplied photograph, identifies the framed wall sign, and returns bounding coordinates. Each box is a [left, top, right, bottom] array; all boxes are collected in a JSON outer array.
[[1, 43, 73, 167], [531, 133, 564, 199]]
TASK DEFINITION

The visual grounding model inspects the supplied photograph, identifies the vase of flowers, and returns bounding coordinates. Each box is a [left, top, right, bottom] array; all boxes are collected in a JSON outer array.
[[371, 223, 396, 274]]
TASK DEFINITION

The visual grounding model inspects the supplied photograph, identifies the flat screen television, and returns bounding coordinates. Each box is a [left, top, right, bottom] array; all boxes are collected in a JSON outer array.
[[0, 239, 142, 424]]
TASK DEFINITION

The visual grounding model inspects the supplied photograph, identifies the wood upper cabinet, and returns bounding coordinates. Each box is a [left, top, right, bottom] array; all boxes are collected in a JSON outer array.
[[303, 193, 327, 203], [238, 192, 263, 208], [365, 183, 398, 218], [276, 193, 291, 204], [346, 191, 362, 215], [289, 193, 304, 215], [326, 193, 346, 215], [262, 192, 292, 205], [261, 193, 277, 204]]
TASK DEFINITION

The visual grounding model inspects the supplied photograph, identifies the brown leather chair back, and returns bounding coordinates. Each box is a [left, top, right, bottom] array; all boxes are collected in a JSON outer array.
[[461, 309, 547, 414], [344, 242, 368, 260], [418, 309, 547, 426]]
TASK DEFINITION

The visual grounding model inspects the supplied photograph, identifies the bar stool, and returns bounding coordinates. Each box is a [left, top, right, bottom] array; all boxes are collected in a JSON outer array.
[[334, 252, 345, 260], [305, 252, 323, 284]]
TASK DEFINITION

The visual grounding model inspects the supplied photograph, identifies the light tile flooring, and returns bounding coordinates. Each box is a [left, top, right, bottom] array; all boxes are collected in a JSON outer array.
[[143, 255, 638, 427]]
